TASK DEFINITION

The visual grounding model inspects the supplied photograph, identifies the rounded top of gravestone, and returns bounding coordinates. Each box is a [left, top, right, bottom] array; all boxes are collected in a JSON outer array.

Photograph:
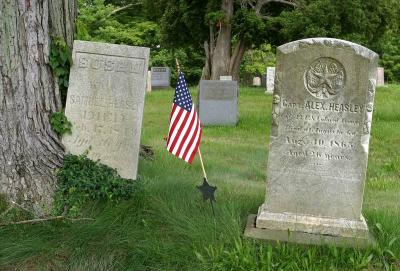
[[278, 38, 378, 60]]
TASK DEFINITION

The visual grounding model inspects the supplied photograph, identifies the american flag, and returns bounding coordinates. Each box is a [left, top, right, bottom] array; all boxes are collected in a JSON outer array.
[[166, 72, 202, 164]]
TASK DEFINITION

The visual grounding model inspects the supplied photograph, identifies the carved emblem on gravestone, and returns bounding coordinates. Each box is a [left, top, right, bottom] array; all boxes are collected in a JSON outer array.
[[304, 57, 346, 99]]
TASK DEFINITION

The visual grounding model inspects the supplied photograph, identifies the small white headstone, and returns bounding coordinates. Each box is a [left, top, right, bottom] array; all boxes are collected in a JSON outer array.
[[220, 75, 233, 81], [377, 67, 384, 86], [253, 77, 261, 86], [266, 67, 275, 94], [146, 71, 152, 92]]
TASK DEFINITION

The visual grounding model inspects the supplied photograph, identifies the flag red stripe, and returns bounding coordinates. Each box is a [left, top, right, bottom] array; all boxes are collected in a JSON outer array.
[[175, 110, 197, 157], [166, 107, 184, 146], [168, 108, 191, 151], [181, 117, 200, 161], [188, 129, 202, 164]]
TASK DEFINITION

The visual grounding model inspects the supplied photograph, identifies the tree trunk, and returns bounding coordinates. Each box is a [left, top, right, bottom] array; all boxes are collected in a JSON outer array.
[[210, 0, 233, 80], [0, 0, 76, 214], [229, 38, 247, 81]]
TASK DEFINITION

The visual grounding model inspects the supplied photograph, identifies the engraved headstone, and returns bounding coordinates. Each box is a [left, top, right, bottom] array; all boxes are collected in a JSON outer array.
[[63, 41, 150, 180], [151, 67, 171, 88], [266, 67, 275, 94], [199, 80, 239, 126], [377, 67, 384, 86], [245, 38, 378, 247], [220, 75, 233, 81], [253, 76, 261, 86]]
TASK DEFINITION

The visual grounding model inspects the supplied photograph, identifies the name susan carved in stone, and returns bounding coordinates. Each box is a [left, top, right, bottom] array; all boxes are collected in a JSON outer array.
[[304, 57, 346, 99]]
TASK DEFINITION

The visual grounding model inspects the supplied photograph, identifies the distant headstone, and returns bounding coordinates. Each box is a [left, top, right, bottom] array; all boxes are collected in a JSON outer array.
[[377, 67, 384, 86], [151, 67, 171, 88], [63, 41, 149, 180], [253, 77, 261, 86], [199, 80, 238, 126], [146, 71, 152, 92], [220, 75, 233, 81], [261, 73, 267, 88], [266, 67, 275, 94], [245, 38, 378, 247]]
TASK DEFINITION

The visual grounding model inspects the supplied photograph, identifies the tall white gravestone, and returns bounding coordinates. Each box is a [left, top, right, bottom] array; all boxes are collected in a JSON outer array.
[[245, 38, 378, 247], [377, 67, 384, 86], [63, 41, 150, 180], [266, 67, 275, 94]]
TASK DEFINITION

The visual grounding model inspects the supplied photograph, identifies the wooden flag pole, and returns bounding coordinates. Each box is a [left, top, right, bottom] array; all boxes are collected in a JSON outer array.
[[175, 58, 208, 180]]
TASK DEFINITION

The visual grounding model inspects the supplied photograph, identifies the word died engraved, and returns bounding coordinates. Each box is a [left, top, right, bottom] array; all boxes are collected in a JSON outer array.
[[304, 57, 346, 99]]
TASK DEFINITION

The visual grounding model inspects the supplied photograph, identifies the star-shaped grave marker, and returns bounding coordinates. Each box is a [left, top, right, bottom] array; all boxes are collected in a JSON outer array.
[[197, 178, 217, 216]]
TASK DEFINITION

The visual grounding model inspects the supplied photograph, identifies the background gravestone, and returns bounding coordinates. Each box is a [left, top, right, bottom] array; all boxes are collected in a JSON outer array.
[[199, 80, 238, 126], [151, 67, 171, 88], [220, 75, 233, 81], [253, 77, 261, 86], [146, 70, 152, 92], [377, 67, 385, 86], [266, 67, 275, 94], [245, 38, 378, 247], [63, 41, 149, 180]]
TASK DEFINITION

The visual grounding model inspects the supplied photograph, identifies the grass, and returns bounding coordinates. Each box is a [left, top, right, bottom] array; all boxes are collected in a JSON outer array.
[[0, 85, 399, 270]]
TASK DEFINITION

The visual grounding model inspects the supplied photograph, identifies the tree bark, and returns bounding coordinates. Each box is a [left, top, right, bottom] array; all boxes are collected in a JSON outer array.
[[0, 0, 76, 214], [229, 38, 247, 81], [210, 0, 233, 80]]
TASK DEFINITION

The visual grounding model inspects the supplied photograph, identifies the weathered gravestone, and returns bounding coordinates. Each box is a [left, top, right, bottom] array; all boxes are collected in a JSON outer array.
[[63, 41, 150, 180], [199, 80, 239, 126], [220, 75, 233, 81], [377, 67, 385, 86], [266, 67, 275, 94], [245, 38, 378, 247], [151, 67, 171, 88]]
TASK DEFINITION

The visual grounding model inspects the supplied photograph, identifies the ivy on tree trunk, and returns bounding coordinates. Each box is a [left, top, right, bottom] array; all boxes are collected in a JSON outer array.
[[0, 0, 76, 215]]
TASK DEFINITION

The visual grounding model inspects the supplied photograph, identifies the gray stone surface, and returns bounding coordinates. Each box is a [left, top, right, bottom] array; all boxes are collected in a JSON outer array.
[[248, 38, 378, 247], [377, 67, 384, 86], [266, 67, 275, 94], [151, 67, 171, 88], [220, 75, 233, 81], [244, 215, 375, 248], [63, 40, 149, 180], [199, 80, 239, 126]]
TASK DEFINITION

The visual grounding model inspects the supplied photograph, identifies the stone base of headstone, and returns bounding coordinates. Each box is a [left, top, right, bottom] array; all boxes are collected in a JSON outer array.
[[264, 90, 273, 95], [244, 213, 375, 248]]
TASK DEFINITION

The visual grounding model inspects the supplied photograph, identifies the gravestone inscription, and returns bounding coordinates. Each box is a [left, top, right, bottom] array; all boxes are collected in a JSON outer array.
[[151, 67, 171, 88], [245, 38, 378, 247], [63, 41, 150, 180], [220, 75, 233, 81], [199, 80, 238, 126]]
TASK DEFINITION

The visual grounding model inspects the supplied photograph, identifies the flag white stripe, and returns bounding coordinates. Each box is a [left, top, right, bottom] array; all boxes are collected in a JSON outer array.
[[178, 111, 198, 159], [168, 105, 180, 131], [167, 108, 187, 149], [172, 108, 195, 155], [183, 121, 201, 162]]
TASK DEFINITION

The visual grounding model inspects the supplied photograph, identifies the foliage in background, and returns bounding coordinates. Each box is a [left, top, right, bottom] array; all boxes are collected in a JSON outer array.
[[240, 43, 276, 83], [381, 33, 400, 82], [50, 111, 72, 136], [54, 154, 143, 217], [76, 0, 202, 85], [49, 38, 72, 105]]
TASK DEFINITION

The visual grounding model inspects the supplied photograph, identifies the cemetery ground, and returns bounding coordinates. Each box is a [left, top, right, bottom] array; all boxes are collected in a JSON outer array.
[[0, 86, 399, 270]]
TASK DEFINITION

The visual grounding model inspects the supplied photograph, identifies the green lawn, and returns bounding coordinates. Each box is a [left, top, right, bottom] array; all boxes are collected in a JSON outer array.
[[0, 85, 399, 270]]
